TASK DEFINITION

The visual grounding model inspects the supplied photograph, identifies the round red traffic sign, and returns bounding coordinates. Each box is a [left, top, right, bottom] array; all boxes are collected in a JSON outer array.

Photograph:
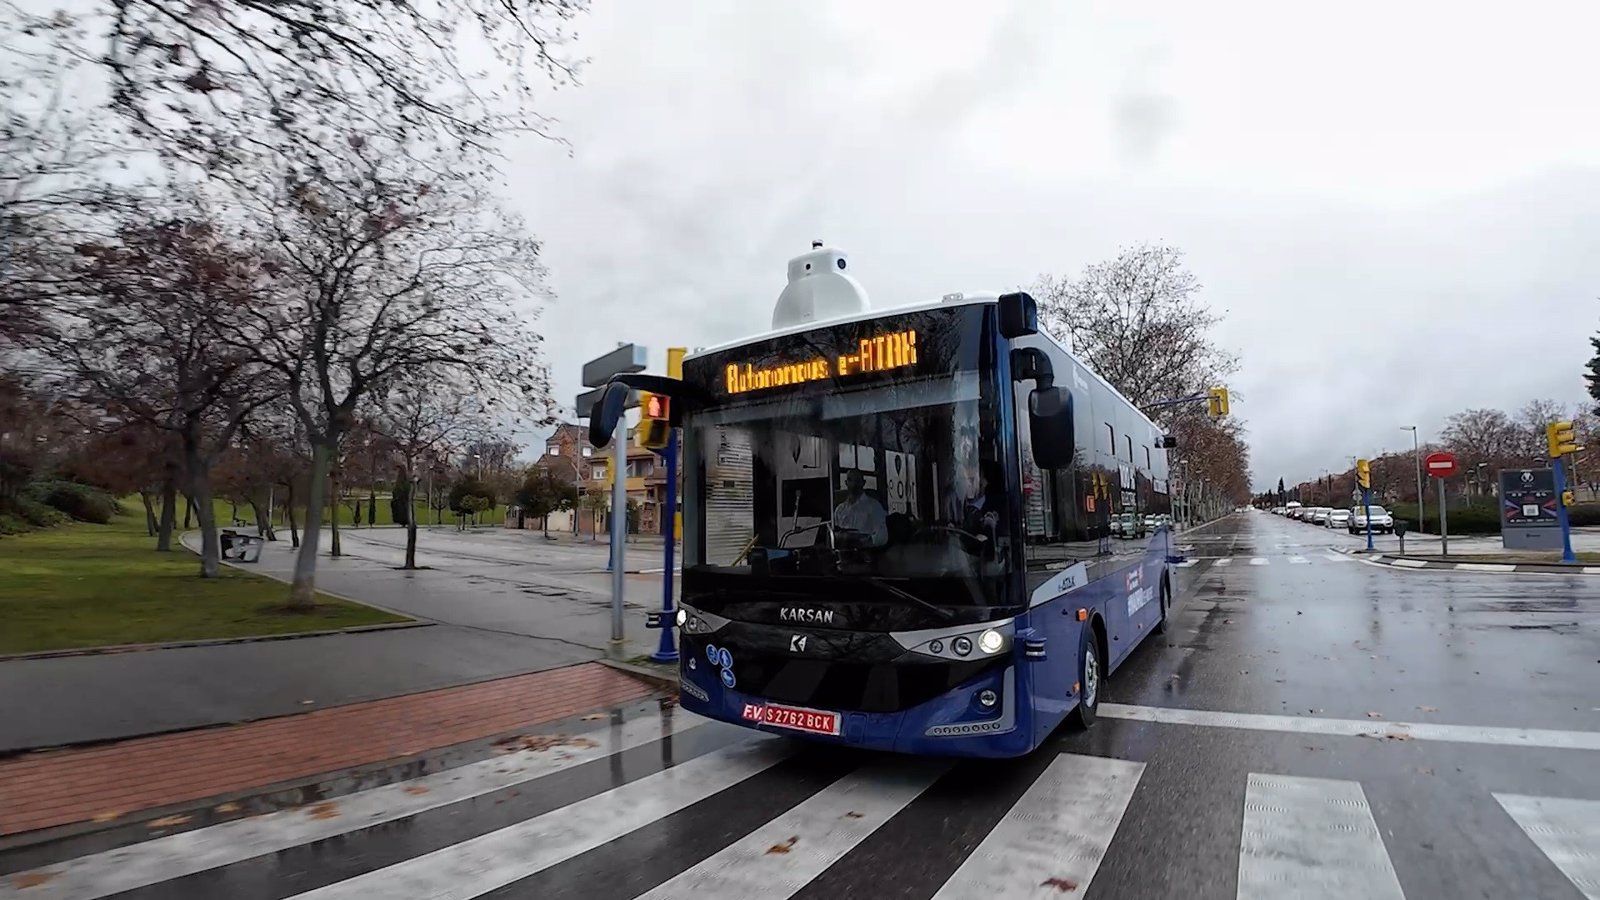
[[1424, 451, 1459, 478]]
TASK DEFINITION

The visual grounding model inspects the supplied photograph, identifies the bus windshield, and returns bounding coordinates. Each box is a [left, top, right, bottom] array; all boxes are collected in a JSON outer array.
[[681, 304, 1014, 610]]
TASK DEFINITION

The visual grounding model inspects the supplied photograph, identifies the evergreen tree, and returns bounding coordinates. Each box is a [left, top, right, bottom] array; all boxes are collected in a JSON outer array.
[[1586, 331, 1600, 415]]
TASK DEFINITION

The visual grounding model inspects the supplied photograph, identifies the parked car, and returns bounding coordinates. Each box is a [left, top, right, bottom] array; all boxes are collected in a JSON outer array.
[[1287, 505, 1304, 519], [1311, 508, 1332, 525], [1350, 505, 1395, 534], [1326, 509, 1351, 529], [1113, 512, 1144, 538]]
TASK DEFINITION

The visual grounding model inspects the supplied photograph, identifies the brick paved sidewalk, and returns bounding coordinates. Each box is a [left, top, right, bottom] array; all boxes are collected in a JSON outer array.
[[0, 662, 657, 837]]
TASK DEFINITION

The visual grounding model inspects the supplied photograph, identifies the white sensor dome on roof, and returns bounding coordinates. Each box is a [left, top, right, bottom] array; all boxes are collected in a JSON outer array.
[[772, 240, 870, 329]]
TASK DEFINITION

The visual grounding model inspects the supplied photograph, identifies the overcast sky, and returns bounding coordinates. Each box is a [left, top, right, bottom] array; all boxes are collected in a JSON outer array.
[[507, 0, 1600, 490]]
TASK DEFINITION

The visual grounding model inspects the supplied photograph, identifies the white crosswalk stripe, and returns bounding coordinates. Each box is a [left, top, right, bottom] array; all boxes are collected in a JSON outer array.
[[1175, 558, 1199, 568], [286, 739, 793, 900], [1237, 774, 1404, 899], [639, 759, 949, 900], [1215, 557, 1233, 567], [1289, 555, 1310, 564], [1248, 557, 1268, 566], [932, 753, 1144, 899], [0, 709, 706, 900], [1495, 793, 1600, 900]]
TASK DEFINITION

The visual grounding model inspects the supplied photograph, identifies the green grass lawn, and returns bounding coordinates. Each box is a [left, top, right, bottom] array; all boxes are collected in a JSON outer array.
[[0, 513, 411, 654], [200, 497, 506, 530]]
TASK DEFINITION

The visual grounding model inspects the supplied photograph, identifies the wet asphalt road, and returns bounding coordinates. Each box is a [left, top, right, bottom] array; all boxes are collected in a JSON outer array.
[[4, 511, 1597, 899]]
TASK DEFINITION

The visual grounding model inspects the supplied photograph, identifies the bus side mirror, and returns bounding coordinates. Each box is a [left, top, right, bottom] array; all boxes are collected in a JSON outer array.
[[588, 381, 631, 448], [999, 292, 1038, 338], [1029, 386, 1075, 470], [1160, 435, 1178, 449]]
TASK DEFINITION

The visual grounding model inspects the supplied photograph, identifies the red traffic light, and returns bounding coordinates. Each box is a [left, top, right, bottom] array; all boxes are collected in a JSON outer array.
[[645, 394, 670, 420]]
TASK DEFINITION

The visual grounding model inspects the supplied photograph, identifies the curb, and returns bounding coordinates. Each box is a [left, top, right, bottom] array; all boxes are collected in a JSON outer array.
[[0, 620, 432, 663], [1331, 547, 1599, 576], [599, 658, 680, 690]]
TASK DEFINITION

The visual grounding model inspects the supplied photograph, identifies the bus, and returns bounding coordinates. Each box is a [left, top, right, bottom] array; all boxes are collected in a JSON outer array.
[[590, 247, 1176, 757]]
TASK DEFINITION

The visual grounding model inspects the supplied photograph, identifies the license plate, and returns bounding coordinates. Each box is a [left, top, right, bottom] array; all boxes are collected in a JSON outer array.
[[740, 702, 841, 736]]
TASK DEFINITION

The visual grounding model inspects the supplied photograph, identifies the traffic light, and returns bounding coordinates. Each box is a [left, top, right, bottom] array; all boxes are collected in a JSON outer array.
[[1546, 420, 1578, 458], [1356, 458, 1371, 490], [1562, 490, 1576, 508], [1206, 387, 1230, 418], [637, 391, 672, 450]]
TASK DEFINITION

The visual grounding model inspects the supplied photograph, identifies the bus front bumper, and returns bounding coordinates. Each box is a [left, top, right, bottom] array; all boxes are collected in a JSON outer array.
[[676, 656, 1035, 758]]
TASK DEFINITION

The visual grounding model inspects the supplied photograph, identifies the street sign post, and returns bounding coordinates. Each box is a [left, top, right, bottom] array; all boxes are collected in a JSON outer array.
[[1547, 421, 1581, 564], [1425, 451, 1458, 556], [581, 344, 648, 658]]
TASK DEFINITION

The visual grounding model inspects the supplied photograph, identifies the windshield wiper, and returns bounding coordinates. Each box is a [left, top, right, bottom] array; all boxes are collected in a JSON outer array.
[[862, 577, 955, 621]]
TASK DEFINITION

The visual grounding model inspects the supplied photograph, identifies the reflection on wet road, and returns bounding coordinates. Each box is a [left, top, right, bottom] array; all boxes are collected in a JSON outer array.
[[3, 512, 1596, 899]]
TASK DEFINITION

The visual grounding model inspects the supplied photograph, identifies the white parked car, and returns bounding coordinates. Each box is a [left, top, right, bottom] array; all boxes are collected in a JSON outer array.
[[1350, 505, 1395, 534], [1326, 509, 1351, 529], [1310, 508, 1332, 525]]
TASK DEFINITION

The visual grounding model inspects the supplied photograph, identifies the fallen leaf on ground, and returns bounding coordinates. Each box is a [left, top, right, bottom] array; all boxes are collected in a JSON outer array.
[[299, 700, 315, 705], [766, 836, 799, 855], [844, 811, 865, 819], [1417, 705, 1438, 713], [214, 802, 241, 814], [403, 786, 430, 796], [1041, 876, 1080, 892], [1366, 711, 1384, 719], [493, 734, 600, 753], [9, 872, 55, 889], [580, 714, 605, 721], [146, 814, 192, 828], [90, 811, 124, 823], [306, 802, 340, 820]]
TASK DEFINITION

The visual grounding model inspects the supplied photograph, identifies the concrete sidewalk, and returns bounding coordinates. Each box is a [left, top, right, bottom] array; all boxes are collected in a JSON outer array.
[[0, 529, 677, 752]]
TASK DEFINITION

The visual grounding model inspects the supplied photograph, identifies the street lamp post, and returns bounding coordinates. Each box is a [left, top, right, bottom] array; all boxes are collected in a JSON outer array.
[[1402, 426, 1424, 528]]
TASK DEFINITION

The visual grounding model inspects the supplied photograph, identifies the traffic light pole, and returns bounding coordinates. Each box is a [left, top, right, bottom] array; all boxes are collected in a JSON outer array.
[[1553, 457, 1577, 564], [649, 430, 680, 662], [1362, 486, 1374, 552], [609, 417, 627, 657]]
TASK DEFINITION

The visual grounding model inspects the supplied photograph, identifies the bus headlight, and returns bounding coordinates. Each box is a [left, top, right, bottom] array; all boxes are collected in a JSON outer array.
[[675, 608, 688, 627], [978, 629, 1003, 655]]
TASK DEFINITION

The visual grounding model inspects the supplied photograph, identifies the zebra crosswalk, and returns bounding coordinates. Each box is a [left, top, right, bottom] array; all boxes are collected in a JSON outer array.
[[1176, 552, 1351, 569], [3, 707, 1596, 900]]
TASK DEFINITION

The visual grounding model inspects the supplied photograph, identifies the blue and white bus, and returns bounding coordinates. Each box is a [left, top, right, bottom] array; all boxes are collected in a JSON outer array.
[[591, 246, 1176, 757]]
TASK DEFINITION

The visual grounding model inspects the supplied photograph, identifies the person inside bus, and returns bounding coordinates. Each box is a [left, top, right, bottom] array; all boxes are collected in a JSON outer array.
[[832, 468, 888, 548], [960, 459, 1006, 538]]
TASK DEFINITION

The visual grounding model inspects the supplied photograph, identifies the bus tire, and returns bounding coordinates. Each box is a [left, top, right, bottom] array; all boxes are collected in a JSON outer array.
[[1069, 625, 1101, 729], [1153, 576, 1171, 635]]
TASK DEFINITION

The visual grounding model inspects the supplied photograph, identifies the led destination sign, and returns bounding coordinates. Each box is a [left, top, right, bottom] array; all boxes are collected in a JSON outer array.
[[724, 329, 919, 395]]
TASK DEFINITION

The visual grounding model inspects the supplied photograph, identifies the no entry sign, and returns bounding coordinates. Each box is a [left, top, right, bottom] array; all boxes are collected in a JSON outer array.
[[1425, 451, 1459, 478]]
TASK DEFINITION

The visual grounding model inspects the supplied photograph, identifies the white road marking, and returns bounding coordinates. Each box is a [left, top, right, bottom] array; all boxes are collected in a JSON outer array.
[[0, 709, 706, 900], [287, 740, 792, 900], [1099, 703, 1600, 751], [1323, 553, 1351, 562], [1585, 567, 1600, 575], [1288, 556, 1310, 564], [639, 759, 949, 900], [932, 753, 1143, 899], [1248, 557, 1268, 566], [1392, 559, 1429, 568], [1237, 774, 1403, 900], [1214, 557, 1233, 568], [1175, 559, 1199, 568], [1457, 563, 1515, 572], [1495, 793, 1600, 900]]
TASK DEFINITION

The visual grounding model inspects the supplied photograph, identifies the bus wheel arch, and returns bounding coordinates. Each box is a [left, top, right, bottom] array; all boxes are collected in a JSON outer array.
[[1071, 614, 1107, 729], [1154, 573, 1172, 635]]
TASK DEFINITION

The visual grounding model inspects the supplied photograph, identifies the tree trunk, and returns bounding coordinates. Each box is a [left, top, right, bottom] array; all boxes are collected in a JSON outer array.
[[404, 476, 419, 569], [183, 496, 194, 529], [250, 496, 275, 541], [140, 491, 158, 536], [287, 442, 331, 610], [329, 471, 342, 558], [157, 476, 177, 551], [285, 481, 300, 549], [187, 451, 221, 578], [368, 491, 377, 528]]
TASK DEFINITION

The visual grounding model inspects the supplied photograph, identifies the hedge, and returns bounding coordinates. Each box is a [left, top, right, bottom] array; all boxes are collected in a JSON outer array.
[[22, 480, 122, 524], [1388, 500, 1600, 534]]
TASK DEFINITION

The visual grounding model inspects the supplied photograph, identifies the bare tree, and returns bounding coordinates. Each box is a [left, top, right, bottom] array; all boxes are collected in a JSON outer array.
[[45, 216, 269, 576], [1441, 408, 1521, 473], [233, 146, 554, 609], [372, 373, 488, 568], [1513, 398, 1567, 463], [1032, 243, 1239, 410]]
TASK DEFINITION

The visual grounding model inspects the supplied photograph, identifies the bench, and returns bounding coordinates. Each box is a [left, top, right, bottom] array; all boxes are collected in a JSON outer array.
[[219, 530, 264, 563]]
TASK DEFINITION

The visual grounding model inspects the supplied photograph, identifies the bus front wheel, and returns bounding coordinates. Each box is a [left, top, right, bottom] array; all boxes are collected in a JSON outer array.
[[1070, 627, 1101, 728]]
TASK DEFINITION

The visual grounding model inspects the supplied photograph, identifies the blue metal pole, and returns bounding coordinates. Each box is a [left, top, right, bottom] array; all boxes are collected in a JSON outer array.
[[1363, 486, 1374, 552], [650, 430, 680, 662], [1553, 458, 1577, 564]]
